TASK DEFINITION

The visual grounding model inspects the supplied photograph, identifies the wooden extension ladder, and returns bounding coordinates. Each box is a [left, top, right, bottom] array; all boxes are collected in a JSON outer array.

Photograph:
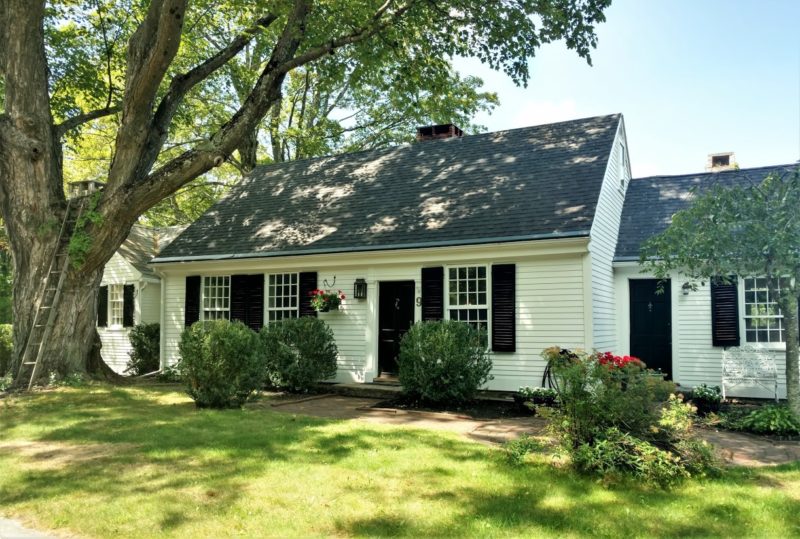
[[17, 198, 84, 390]]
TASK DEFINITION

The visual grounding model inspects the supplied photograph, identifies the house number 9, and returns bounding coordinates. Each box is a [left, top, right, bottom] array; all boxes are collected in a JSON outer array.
[[415, 297, 422, 306]]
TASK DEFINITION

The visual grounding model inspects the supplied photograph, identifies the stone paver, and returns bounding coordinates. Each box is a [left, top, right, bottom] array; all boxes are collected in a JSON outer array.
[[0, 518, 55, 539], [268, 394, 800, 466], [270, 394, 547, 445], [697, 428, 800, 467]]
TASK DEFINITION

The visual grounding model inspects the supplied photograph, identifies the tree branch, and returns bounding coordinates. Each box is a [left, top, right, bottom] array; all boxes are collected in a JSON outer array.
[[137, 13, 279, 177], [54, 105, 121, 138]]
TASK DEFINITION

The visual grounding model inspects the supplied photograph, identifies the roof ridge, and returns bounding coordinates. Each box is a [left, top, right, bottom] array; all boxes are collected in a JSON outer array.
[[248, 113, 622, 175], [632, 162, 799, 182]]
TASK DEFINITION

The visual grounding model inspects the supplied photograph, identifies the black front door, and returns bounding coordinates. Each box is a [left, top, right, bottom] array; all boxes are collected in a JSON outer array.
[[378, 281, 415, 375], [630, 279, 672, 378]]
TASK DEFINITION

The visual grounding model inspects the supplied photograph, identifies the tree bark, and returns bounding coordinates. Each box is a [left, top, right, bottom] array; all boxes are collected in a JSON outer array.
[[0, 0, 416, 387], [780, 296, 800, 417]]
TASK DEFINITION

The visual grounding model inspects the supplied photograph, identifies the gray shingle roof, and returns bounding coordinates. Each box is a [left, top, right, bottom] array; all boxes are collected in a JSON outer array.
[[615, 163, 799, 261], [118, 225, 186, 275], [154, 114, 621, 262]]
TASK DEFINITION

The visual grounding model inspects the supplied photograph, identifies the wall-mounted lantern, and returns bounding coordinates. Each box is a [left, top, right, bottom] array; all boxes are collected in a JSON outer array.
[[354, 278, 368, 299], [681, 282, 692, 296]]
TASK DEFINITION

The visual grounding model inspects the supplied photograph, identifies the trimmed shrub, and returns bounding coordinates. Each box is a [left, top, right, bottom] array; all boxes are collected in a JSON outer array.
[[259, 317, 338, 392], [125, 323, 160, 376], [178, 320, 263, 408], [398, 320, 493, 404], [0, 324, 12, 376]]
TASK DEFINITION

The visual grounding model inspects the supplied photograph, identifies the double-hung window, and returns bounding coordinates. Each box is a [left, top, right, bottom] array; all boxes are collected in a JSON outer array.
[[202, 276, 230, 320], [743, 277, 787, 344], [108, 284, 124, 327], [446, 266, 488, 337], [267, 273, 298, 322]]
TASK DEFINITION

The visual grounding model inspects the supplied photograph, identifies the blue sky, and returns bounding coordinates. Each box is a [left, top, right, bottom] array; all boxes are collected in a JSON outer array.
[[454, 0, 800, 177]]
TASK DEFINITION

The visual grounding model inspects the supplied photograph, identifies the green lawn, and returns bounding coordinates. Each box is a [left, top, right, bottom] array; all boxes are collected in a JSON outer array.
[[0, 385, 798, 538]]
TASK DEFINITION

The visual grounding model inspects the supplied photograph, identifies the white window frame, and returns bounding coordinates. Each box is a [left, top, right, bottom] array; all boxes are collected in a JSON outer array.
[[266, 272, 299, 324], [108, 283, 124, 328], [444, 264, 491, 345], [739, 277, 788, 349], [202, 275, 231, 321]]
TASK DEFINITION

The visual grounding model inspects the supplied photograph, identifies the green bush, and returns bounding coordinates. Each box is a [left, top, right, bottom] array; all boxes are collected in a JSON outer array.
[[0, 372, 12, 392], [691, 384, 722, 416], [259, 317, 338, 392], [125, 323, 161, 376], [178, 320, 264, 408], [545, 347, 674, 446], [735, 405, 800, 436], [398, 320, 492, 405], [543, 347, 716, 486], [0, 324, 12, 377]]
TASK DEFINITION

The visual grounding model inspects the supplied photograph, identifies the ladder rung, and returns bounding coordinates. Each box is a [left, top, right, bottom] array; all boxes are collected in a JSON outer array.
[[35, 324, 45, 328], [23, 361, 37, 366]]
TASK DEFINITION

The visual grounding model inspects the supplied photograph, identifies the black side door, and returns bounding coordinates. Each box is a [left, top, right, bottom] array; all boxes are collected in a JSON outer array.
[[378, 281, 415, 375], [630, 279, 672, 378]]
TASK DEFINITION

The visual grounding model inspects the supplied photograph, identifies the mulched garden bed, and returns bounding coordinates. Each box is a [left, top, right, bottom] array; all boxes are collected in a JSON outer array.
[[371, 395, 538, 420]]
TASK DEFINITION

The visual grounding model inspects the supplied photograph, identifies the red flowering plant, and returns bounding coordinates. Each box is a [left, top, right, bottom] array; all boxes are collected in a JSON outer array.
[[309, 289, 346, 312], [597, 351, 645, 370]]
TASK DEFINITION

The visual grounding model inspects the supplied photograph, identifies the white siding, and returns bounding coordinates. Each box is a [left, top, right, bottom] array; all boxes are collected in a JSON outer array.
[[588, 117, 629, 351], [139, 282, 161, 323], [614, 265, 788, 398], [98, 253, 142, 374], [158, 240, 590, 391]]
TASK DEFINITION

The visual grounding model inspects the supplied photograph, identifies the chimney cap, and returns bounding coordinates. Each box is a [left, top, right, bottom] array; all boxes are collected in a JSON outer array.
[[416, 123, 463, 141], [706, 152, 736, 172]]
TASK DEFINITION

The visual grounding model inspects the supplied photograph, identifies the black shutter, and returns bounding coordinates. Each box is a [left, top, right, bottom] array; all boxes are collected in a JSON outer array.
[[711, 276, 740, 347], [97, 285, 108, 327], [421, 266, 444, 321], [185, 275, 201, 327], [122, 284, 135, 327], [298, 272, 318, 318], [231, 274, 265, 331], [491, 264, 516, 352]]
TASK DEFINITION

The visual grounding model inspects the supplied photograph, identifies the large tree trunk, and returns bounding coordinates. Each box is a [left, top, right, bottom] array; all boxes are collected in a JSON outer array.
[[780, 296, 800, 418], [10, 258, 111, 384]]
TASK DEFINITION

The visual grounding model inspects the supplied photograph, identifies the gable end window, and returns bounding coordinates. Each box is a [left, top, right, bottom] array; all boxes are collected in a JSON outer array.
[[446, 266, 488, 338], [267, 273, 299, 322], [743, 277, 787, 344], [203, 276, 231, 321]]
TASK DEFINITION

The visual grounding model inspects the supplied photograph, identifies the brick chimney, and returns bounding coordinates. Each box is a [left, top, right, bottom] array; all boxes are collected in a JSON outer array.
[[706, 152, 737, 172], [416, 123, 463, 141]]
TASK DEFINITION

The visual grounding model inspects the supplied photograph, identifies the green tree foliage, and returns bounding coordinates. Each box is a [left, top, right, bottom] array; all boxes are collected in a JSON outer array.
[[1, 0, 610, 383], [640, 168, 800, 418]]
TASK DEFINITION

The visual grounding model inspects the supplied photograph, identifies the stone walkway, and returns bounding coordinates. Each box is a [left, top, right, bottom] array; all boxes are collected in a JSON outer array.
[[268, 394, 800, 467], [0, 518, 55, 539]]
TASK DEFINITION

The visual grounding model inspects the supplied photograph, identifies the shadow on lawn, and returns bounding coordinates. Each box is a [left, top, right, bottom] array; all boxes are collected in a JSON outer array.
[[2, 386, 799, 537], [0, 386, 486, 526]]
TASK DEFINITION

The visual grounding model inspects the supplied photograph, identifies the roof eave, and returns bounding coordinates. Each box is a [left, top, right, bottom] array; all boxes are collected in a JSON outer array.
[[151, 230, 591, 264]]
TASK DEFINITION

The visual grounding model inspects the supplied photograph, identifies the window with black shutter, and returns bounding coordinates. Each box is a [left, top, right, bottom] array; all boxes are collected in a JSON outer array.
[[97, 285, 108, 327], [491, 264, 516, 352], [230, 274, 265, 331], [421, 267, 444, 321], [122, 284, 135, 327], [298, 272, 318, 317], [185, 275, 201, 327], [711, 276, 740, 347]]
